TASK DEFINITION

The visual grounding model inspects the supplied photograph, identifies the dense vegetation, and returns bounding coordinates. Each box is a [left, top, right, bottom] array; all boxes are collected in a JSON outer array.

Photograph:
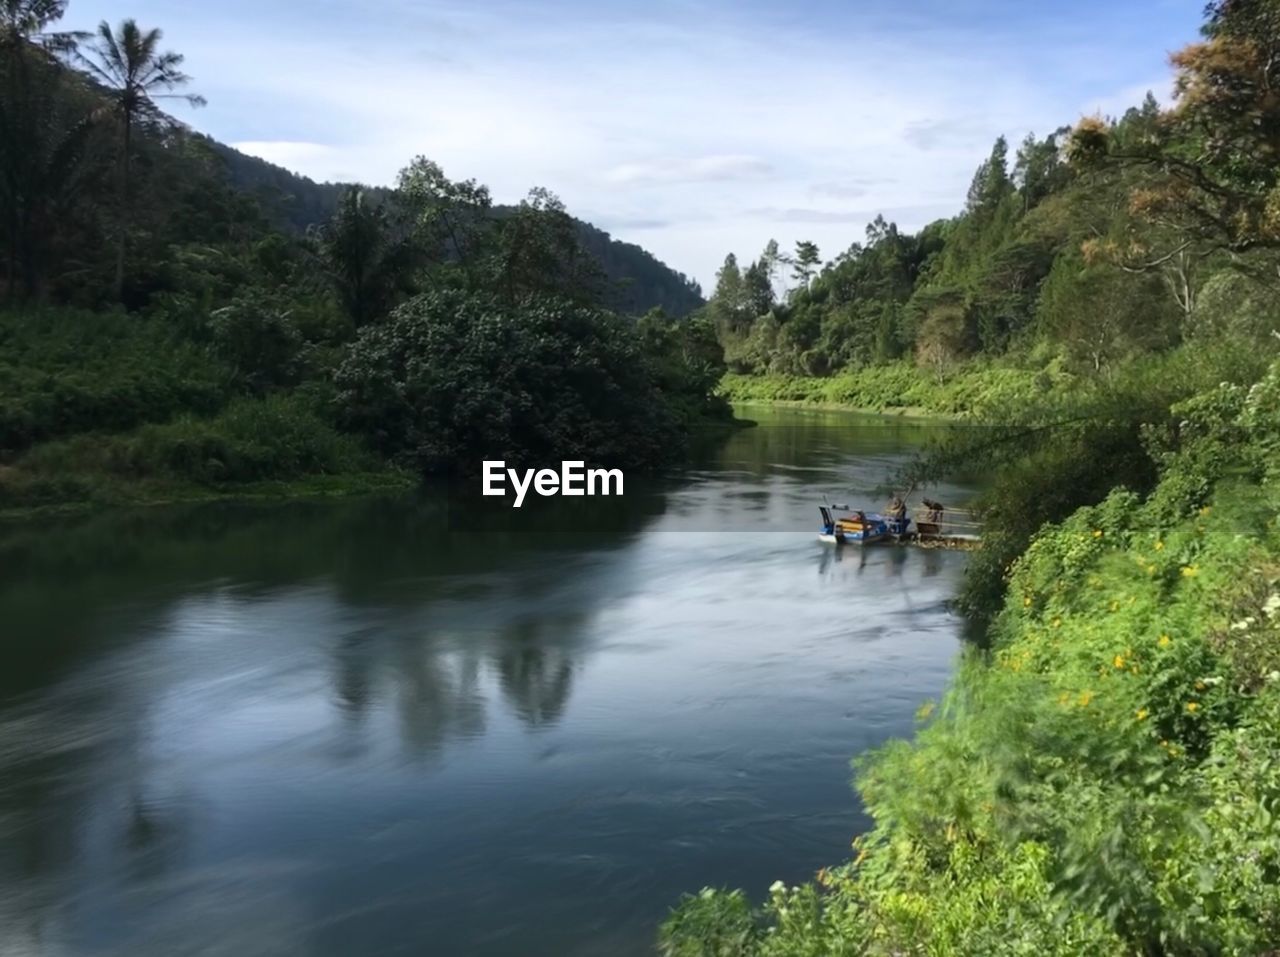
[[212, 142, 706, 317], [0, 1, 724, 512], [664, 1, 1280, 953]]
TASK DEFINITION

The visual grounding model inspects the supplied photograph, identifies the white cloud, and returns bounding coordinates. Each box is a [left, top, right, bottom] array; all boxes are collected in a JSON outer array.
[[63, 0, 1199, 289], [603, 155, 774, 186]]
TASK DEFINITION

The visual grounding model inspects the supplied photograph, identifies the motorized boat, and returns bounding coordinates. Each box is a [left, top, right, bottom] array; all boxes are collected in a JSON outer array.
[[818, 504, 910, 546]]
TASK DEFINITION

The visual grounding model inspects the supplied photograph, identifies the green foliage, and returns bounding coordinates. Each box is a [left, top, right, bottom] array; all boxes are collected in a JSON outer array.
[[0, 6, 726, 512], [308, 186, 417, 328], [11, 392, 371, 493], [720, 363, 1051, 416], [334, 290, 691, 475], [659, 889, 758, 957], [0, 306, 229, 451], [666, 359, 1280, 956], [207, 293, 304, 394]]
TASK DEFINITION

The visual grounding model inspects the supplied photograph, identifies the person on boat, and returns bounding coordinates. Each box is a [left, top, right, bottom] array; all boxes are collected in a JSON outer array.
[[886, 496, 908, 530]]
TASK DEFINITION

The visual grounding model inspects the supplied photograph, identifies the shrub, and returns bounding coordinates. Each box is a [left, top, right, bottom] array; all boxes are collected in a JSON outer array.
[[16, 394, 371, 487], [335, 290, 686, 475], [0, 307, 230, 453]]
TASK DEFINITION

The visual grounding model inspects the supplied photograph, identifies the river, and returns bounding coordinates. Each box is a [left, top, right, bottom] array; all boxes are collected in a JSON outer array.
[[0, 407, 976, 957]]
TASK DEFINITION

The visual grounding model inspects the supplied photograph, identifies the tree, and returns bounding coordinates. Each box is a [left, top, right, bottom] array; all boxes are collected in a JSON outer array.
[[0, 0, 84, 53], [760, 237, 785, 297], [912, 289, 972, 384], [396, 156, 491, 280], [742, 258, 773, 316], [310, 186, 417, 328], [334, 290, 685, 475], [791, 240, 820, 287], [1067, 0, 1280, 260], [1, 0, 93, 300], [78, 19, 204, 300], [1039, 253, 1177, 375], [1013, 128, 1070, 211], [710, 252, 751, 333], [492, 186, 602, 305], [966, 136, 1012, 217], [0, 52, 100, 300]]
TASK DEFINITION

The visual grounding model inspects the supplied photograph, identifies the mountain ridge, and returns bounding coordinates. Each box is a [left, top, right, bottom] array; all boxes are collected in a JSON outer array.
[[203, 138, 705, 317]]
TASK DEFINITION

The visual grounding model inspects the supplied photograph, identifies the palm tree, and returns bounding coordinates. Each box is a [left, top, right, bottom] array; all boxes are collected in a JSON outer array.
[[77, 19, 204, 300], [0, 0, 85, 54], [311, 187, 418, 328]]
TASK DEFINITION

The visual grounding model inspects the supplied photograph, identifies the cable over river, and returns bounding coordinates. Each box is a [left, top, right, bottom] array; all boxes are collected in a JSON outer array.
[[0, 407, 979, 957]]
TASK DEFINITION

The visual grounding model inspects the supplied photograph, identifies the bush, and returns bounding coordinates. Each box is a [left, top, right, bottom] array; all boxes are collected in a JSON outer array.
[[335, 290, 688, 475], [208, 295, 304, 394], [16, 394, 371, 487], [663, 361, 1280, 956], [0, 307, 231, 453]]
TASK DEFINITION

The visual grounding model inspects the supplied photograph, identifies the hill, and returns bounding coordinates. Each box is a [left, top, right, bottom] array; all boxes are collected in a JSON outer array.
[[207, 139, 704, 317]]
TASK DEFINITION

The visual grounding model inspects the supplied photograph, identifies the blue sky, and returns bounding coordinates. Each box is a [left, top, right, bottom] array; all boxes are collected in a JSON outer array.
[[63, 0, 1204, 290]]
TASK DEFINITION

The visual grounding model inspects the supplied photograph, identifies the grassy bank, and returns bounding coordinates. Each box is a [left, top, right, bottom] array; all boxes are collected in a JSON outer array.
[[718, 362, 1063, 417], [663, 363, 1280, 955], [0, 308, 413, 515]]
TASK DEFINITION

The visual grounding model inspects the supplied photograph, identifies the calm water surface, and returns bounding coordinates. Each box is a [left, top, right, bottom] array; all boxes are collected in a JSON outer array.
[[0, 408, 976, 957]]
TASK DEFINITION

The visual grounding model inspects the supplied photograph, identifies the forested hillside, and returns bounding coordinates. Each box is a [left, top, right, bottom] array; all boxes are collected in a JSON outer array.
[[663, 1, 1280, 954], [211, 141, 705, 316], [0, 1, 725, 511]]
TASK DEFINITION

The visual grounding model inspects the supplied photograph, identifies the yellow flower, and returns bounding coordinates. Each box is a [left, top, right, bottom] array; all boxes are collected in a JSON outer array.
[[1181, 565, 1199, 578], [1023, 596, 1032, 607], [1136, 708, 1149, 721], [1052, 617, 1062, 629], [1079, 690, 1095, 707], [1154, 540, 1164, 551], [1093, 529, 1103, 538], [1199, 506, 1212, 516], [1158, 634, 1172, 648], [1186, 701, 1199, 713], [1113, 654, 1126, 669]]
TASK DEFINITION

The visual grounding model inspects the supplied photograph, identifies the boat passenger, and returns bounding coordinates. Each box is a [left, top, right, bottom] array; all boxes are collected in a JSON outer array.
[[887, 496, 908, 530]]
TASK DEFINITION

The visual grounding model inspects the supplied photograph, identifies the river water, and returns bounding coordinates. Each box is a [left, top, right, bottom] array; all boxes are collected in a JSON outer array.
[[0, 408, 975, 957]]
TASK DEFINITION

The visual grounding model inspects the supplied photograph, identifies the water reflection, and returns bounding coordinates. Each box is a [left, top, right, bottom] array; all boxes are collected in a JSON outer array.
[[0, 408, 979, 957]]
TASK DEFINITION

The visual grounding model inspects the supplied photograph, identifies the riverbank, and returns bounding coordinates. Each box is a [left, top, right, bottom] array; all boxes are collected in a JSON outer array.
[[0, 469, 418, 522], [662, 363, 1280, 955], [718, 363, 1062, 418]]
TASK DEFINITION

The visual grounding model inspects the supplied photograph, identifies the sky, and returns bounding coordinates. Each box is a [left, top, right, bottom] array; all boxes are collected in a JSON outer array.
[[63, 0, 1205, 291]]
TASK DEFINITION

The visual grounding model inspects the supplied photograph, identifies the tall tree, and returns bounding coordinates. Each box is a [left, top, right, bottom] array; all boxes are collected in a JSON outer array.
[[966, 135, 1012, 218], [311, 186, 417, 328], [77, 19, 204, 300], [1, 0, 91, 299], [495, 187, 603, 304], [0, 0, 84, 53], [743, 258, 773, 316], [791, 240, 820, 287], [397, 156, 492, 282]]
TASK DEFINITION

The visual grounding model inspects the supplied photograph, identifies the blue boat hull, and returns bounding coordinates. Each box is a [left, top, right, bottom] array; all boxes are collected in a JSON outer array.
[[818, 509, 910, 546]]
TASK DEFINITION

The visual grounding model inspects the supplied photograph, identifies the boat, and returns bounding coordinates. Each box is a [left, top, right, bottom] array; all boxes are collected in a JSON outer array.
[[818, 504, 910, 546]]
